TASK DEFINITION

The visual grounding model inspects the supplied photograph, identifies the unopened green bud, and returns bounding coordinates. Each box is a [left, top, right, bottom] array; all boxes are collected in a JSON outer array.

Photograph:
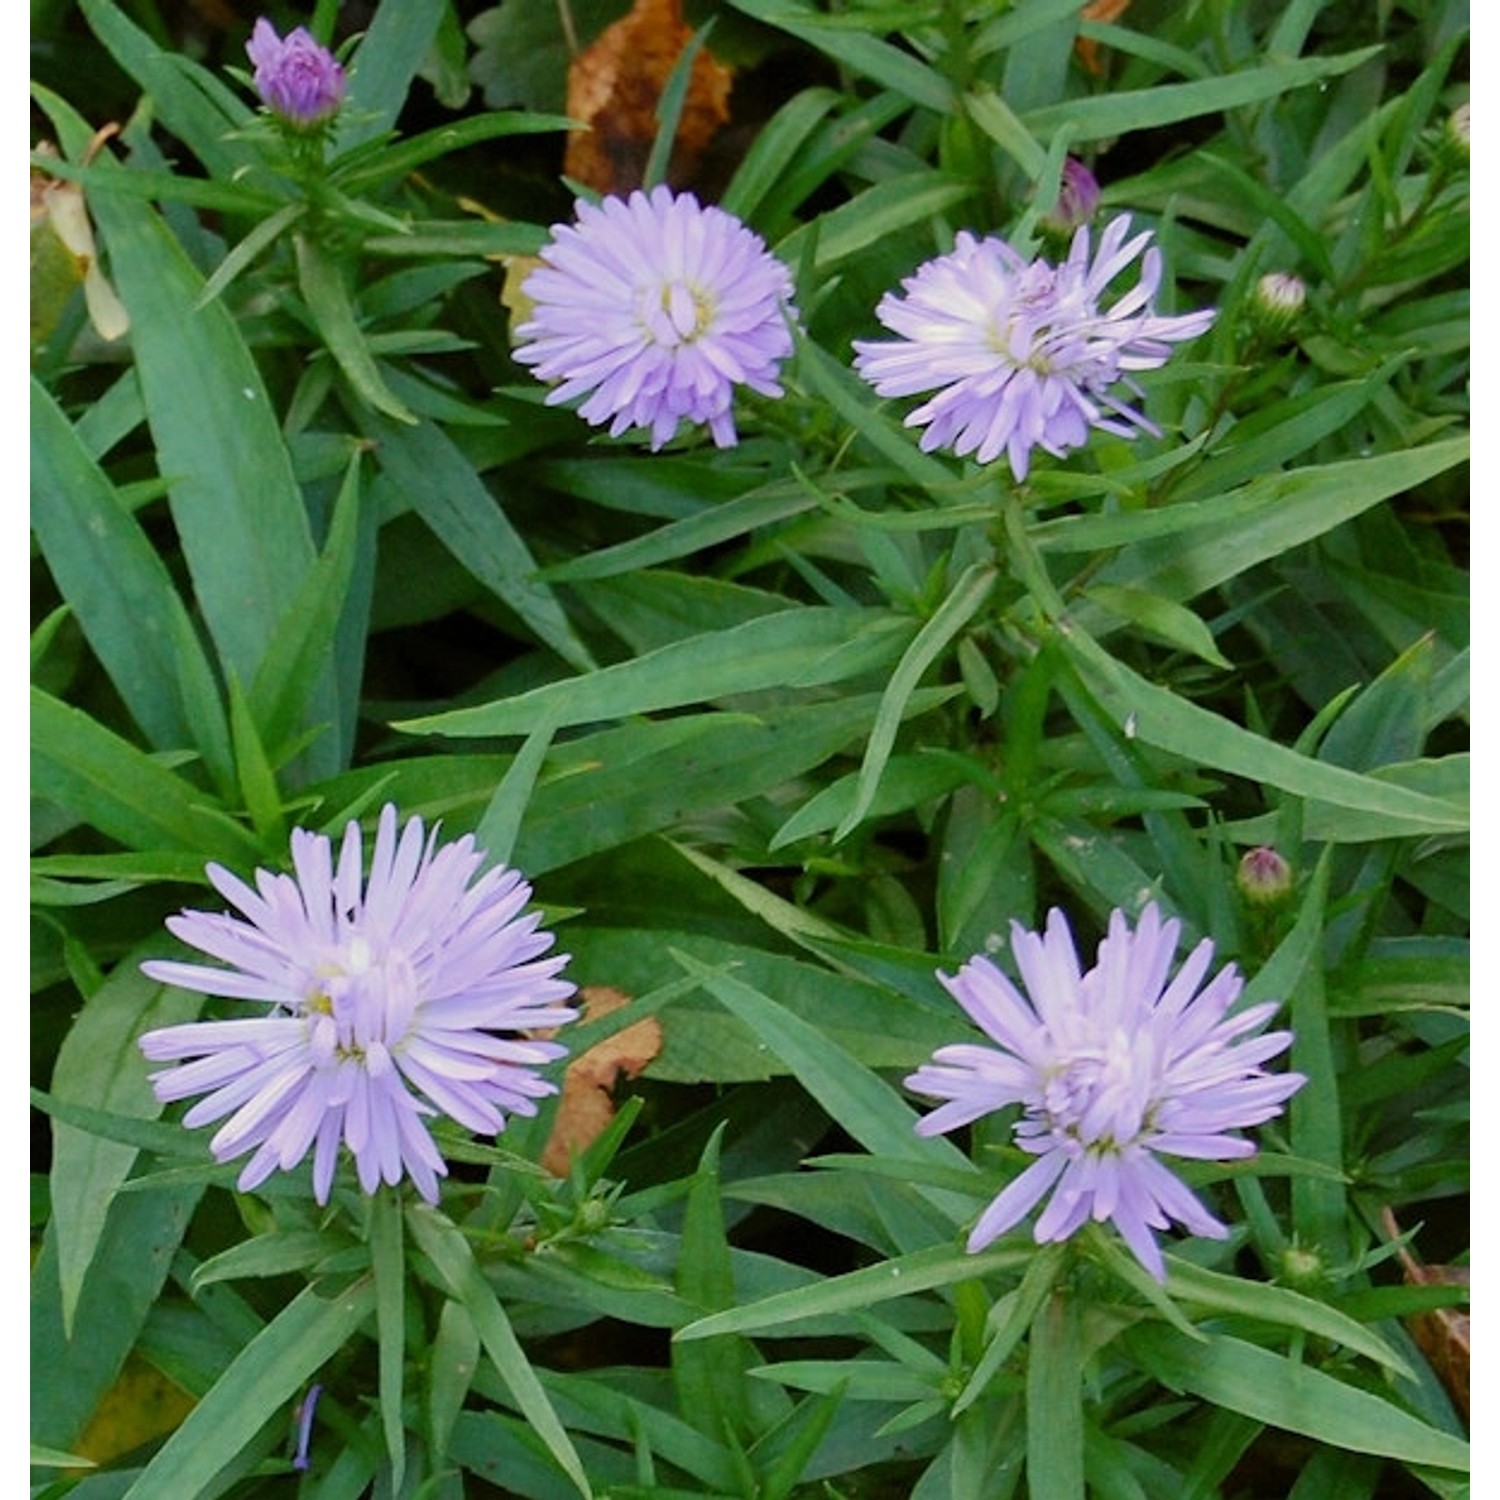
[[1279, 1244, 1326, 1290], [1237, 846, 1293, 908], [576, 1197, 612, 1234]]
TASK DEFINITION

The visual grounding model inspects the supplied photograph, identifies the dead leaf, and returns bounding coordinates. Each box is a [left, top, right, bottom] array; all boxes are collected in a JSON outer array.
[[541, 985, 662, 1176], [72, 1353, 196, 1467], [31, 132, 130, 350], [562, 0, 733, 196], [1077, 0, 1133, 77], [1383, 1207, 1470, 1422]]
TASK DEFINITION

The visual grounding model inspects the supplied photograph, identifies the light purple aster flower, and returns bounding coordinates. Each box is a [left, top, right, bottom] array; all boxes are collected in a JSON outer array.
[[512, 186, 797, 450], [907, 903, 1304, 1280], [246, 17, 347, 129], [852, 215, 1216, 481], [138, 805, 577, 1204]]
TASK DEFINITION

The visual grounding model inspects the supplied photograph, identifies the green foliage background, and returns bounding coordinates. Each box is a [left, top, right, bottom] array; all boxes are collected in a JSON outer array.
[[32, 1, 1468, 1496]]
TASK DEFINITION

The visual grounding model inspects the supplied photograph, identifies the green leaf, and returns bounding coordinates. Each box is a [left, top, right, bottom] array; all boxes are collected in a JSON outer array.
[[333, 0, 446, 152], [369, 1191, 407, 1489], [228, 679, 285, 848], [296, 235, 416, 423], [30, 378, 228, 765], [953, 1244, 1066, 1414], [406, 1205, 592, 1497], [797, 338, 961, 493], [1047, 439, 1471, 604], [1163, 1259, 1408, 1377], [781, 172, 974, 273], [49, 952, 200, 1335], [1056, 632, 1467, 840], [644, 17, 717, 190], [190, 1231, 334, 1289], [538, 482, 822, 584], [720, 86, 840, 223], [399, 606, 915, 739], [1123, 1325, 1469, 1472], [1082, 584, 1230, 669], [31, 687, 261, 862], [1024, 46, 1382, 143], [965, 86, 1047, 180], [727, 0, 956, 113], [83, 181, 324, 721], [836, 563, 997, 840], [120, 1280, 377, 1500], [427, 1298, 481, 1464], [1026, 1293, 1085, 1500], [772, 751, 971, 851], [76, 0, 256, 176], [246, 448, 371, 769], [668, 951, 973, 1182], [31, 1185, 202, 1454], [474, 715, 560, 871], [673, 1129, 754, 1444], [1274, 860, 1348, 1259], [333, 112, 575, 191], [676, 1242, 1030, 1342], [365, 415, 595, 673]]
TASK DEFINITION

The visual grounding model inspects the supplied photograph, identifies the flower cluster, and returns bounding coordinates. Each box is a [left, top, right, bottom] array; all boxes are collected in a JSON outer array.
[[513, 186, 797, 450], [852, 216, 1216, 480], [513, 189, 1213, 476], [907, 904, 1303, 1279], [139, 806, 576, 1203], [246, 18, 347, 129]]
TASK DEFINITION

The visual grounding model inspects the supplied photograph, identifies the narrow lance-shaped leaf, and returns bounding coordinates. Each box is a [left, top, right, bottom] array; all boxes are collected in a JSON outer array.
[[405, 1204, 592, 1498], [120, 1280, 378, 1500], [30, 377, 227, 770], [31, 686, 262, 863], [1124, 1324, 1469, 1472], [400, 606, 915, 739], [677, 1242, 1032, 1343], [369, 1190, 407, 1489], [364, 414, 596, 674], [837, 563, 997, 840], [49, 952, 201, 1335], [296, 234, 417, 424], [1026, 1292, 1085, 1500]]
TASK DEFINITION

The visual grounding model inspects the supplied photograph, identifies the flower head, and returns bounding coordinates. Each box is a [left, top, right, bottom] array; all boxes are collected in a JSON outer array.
[[853, 215, 1215, 481], [139, 806, 576, 1203], [906, 904, 1303, 1279], [512, 186, 797, 450], [246, 18, 347, 129]]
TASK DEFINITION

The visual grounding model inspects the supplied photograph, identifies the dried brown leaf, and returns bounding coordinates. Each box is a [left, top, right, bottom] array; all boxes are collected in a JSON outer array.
[[1383, 1207, 1470, 1422], [541, 985, 662, 1177], [31, 134, 130, 345], [562, 0, 732, 196], [1077, 0, 1133, 77]]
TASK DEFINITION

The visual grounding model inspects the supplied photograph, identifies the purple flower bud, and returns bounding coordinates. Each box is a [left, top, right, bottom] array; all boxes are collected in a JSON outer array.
[[293, 1383, 322, 1471], [246, 18, 347, 129], [1042, 158, 1101, 232], [1237, 845, 1294, 907]]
